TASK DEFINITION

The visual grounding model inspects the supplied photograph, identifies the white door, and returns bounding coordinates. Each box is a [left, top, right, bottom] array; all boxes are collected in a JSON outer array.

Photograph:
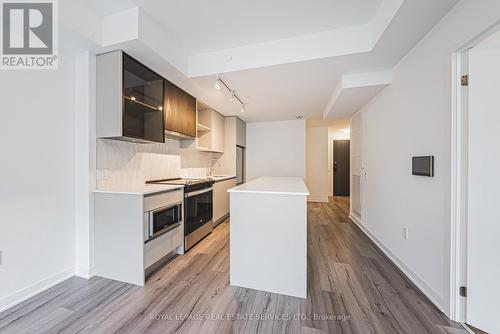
[[467, 32, 500, 334]]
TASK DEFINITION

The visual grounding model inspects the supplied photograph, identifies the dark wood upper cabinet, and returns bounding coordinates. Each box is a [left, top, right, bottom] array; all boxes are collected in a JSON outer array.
[[97, 50, 165, 143], [97, 50, 197, 143], [164, 79, 196, 138]]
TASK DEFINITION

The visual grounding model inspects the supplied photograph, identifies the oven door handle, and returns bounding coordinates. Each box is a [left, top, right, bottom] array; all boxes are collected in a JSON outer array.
[[185, 187, 213, 198]]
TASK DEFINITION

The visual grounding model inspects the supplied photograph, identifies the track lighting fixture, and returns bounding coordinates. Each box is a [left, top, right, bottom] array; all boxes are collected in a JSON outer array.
[[214, 74, 246, 113]]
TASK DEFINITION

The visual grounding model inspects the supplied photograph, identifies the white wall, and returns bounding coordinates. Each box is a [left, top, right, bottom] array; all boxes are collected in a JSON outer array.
[[0, 57, 77, 311], [306, 127, 329, 202], [354, 0, 500, 317], [246, 120, 305, 181]]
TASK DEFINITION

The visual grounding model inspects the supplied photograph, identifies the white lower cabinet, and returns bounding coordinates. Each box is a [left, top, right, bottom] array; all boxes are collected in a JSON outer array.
[[144, 226, 182, 268], [94, 188, 184, 286], [213, 178, 237, 225]]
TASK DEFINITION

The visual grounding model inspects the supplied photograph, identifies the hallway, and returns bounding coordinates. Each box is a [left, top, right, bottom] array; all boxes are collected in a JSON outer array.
[[0, 198, 465, 334]]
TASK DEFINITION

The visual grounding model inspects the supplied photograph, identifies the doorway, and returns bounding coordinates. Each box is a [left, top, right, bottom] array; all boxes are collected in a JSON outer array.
[[333, 140, 350, 196]]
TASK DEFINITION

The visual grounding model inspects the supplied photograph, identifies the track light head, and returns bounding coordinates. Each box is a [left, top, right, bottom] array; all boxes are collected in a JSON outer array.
[[229, 90, 236, 102], [214, 75, 222, 90]]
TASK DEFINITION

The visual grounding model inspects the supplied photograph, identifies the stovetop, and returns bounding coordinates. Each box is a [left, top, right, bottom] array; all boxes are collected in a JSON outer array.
[[146, 178, 214, 192]]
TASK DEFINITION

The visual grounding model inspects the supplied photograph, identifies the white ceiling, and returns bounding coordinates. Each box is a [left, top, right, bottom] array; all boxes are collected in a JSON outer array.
[[139, 0, 382, 55], [81, 0, 458, 123], [189, 0, 458, 122], [322, 71, 391, 120], [88, 0, 383, 54], [86, 0, 137, 15], [328, 85, 388, 119]]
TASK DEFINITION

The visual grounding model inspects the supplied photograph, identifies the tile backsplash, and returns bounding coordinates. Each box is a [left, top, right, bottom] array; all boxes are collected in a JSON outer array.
[[96, 138, 218, 189]]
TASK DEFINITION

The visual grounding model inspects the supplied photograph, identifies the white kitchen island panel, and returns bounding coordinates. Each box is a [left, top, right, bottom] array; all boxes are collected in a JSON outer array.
[[229, 177, 309, 298], [94, 187, 184, 286]]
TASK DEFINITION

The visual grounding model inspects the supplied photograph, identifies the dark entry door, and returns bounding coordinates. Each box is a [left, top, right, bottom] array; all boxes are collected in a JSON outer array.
[[333, 140, 350, 196]]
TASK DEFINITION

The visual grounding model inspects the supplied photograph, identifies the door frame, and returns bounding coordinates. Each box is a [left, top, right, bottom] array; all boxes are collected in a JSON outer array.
[[450, 20, 500, 324]]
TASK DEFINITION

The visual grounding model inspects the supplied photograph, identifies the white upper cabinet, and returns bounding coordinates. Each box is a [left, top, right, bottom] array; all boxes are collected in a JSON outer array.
[[235, 117, 246, 147], [212, 111, 225, 153]]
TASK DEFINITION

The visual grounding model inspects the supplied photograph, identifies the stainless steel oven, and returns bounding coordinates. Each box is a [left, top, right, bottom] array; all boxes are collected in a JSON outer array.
[[147, 202, 182, 240], [184, 186, 213, 250]]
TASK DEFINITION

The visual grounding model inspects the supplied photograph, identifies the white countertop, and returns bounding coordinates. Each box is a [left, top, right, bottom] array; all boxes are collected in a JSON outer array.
[[228, 177, 309, 196], [94, 176, 235, 196], [94, 184, 184, 196]]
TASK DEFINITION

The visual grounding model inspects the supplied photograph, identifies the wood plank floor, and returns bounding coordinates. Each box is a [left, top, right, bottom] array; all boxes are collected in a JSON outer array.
[[0, 197, 466, 334]]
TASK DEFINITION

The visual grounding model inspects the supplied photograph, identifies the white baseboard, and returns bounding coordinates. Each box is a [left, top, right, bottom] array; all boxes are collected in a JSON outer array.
[[75, 265, 95, 279], [348, 213, 447, 314], [308, 197, 329, 203], [460, 323, 476, 334], [349, 210, 361, 224], [0, 267, 75, 313]]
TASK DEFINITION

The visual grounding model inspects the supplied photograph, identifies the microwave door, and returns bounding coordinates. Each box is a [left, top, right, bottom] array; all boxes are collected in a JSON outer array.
[[149, 203, 181, 239]]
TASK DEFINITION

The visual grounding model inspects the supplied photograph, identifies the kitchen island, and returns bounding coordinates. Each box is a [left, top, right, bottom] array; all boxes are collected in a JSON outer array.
[[228, 177, 309, 298]]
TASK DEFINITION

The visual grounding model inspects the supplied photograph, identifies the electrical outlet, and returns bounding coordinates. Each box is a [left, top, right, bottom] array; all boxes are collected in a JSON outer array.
[[403, 227, 409, 240]]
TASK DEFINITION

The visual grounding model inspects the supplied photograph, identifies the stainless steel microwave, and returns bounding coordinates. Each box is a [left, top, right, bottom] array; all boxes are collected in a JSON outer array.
[[147, 201, 182, 240]]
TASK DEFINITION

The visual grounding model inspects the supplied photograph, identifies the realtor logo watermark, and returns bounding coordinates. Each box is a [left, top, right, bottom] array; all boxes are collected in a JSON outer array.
[[1, 0, 57, 69]]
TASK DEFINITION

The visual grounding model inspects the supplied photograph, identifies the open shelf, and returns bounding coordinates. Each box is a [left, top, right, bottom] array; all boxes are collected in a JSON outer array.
[[180, 99, 224, 153], [197, 123, 212, 133]]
